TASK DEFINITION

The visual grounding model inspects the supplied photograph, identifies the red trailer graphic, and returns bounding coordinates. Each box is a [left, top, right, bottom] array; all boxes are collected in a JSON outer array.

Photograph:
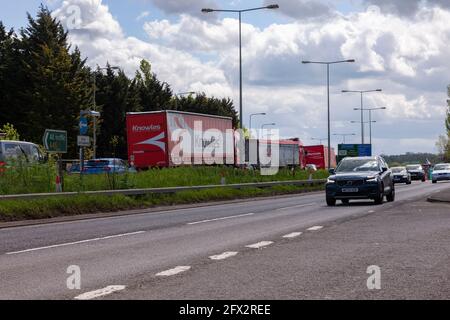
[[126, 111, 234, 169], [303, 145, 337, 169]]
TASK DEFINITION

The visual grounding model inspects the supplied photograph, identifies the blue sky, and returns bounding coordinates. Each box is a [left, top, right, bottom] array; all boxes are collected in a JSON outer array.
[[1, 0, 450, 155]]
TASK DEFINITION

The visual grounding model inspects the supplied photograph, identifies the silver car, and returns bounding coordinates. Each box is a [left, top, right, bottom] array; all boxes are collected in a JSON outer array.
[[0, 140, 44, 165], [432, 163, 450, 183]]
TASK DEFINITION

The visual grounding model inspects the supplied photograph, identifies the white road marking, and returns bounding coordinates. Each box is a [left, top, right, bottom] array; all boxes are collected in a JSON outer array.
[[156, 266, 191, 277], [209, 251, 239, 260], [282, 232, 302, 239], [74, 285, 126, 300], [246, 241, 273, 249], [187, 213, 255, 225], [6, 231, 145, 255], [276, 203, 316, 211], [307, 226, 323, 231]]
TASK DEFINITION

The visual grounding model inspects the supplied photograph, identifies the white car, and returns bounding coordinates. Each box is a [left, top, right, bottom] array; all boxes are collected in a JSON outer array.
[[432, 163, 450, 184]]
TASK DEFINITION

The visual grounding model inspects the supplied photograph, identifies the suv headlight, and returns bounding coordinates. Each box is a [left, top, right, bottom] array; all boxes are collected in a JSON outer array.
[[327, 178, 336, 183], [366, 176, 378, 182]]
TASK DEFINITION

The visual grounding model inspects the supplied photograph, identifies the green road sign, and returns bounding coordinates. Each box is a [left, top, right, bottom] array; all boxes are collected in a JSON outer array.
[[43, 129, 68, 154]]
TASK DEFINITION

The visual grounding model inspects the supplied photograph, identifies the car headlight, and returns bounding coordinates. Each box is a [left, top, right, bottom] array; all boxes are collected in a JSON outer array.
[[366, 176, 378, 182], [403, 175, 408, 178], [327, 178, 336, 183]]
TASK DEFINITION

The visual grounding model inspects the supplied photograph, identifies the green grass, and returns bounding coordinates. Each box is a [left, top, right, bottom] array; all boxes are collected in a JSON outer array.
[[0, 163, 327, 221], [0, 163, 328, 194], [0, 184, 325, 222]]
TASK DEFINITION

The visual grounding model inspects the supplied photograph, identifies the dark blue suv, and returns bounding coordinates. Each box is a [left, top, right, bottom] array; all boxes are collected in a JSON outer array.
[[326, 156, 395, 206]]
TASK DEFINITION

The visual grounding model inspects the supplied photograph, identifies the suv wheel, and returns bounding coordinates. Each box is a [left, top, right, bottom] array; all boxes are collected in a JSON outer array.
[[326, 197, 336, 206], [374, 184, 384, 205], [386, 186, 395, 202], [432, 180, 437, 184]]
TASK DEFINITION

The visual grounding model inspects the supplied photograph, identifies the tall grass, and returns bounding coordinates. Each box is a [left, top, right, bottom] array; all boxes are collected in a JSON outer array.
[[0, 163, 328, 195]]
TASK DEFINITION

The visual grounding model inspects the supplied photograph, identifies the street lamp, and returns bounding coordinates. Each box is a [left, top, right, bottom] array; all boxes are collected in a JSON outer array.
[[333, 133, 356, 144], [353, 107, 386, 145], [249, 113, 266, 138], [261, 123, 276, 138], [92, 66, 120, 159], [302, 59, 355, 170], [202, 4, 279, 129], [342, 89, 382, 144]]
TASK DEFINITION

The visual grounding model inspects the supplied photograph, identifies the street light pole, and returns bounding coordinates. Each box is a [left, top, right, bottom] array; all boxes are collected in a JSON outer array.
[[202, 5, 279, 129], [249, 113, 266, 138], [351, 120, 377, 146], [261, 123, 276, 139], [302, 59, 355, 170], [342, 89, 382, 145], [353, 107, 386, 146]]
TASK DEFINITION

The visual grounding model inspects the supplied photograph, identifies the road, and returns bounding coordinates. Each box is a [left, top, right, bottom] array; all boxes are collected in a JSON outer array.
[[0, 181, 449, 300]]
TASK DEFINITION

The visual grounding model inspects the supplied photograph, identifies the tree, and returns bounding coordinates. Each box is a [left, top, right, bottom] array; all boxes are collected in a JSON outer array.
[[134, 59, 173, 111], [0, 123, 20, 140], [174, 93, 239, 127], [0, 22, 19, 126], [95, 66, 136, 159], [16, 6, 92, 157]]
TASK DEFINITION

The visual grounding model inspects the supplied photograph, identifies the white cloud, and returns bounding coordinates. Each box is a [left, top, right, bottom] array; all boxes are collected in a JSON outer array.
[[52, 0, 450, 154], [136, 11, 150, 21]]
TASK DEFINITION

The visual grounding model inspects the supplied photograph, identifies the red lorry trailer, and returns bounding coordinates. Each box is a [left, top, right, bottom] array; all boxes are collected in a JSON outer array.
[[302, 145, 337, 169], [126, 111, 234, 169]]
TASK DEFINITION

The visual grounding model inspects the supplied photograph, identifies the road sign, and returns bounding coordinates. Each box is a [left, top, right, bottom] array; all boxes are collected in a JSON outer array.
[[79, 117, 88, 135], [337, 144, 372, 162], [43, 130, 67, 154], [77, 135, 91, 147]]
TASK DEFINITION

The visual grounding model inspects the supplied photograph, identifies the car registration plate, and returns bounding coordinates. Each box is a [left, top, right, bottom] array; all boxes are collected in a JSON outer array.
[[342, 188, 359, 193]]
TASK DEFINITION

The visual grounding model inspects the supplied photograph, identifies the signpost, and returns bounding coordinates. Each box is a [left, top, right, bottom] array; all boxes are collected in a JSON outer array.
[[79, 117, 88, 136], [337, 144, 372, 162], [43, 130, 68, 154], [77, 135, 91, 147], [43, 130, 67, 193]]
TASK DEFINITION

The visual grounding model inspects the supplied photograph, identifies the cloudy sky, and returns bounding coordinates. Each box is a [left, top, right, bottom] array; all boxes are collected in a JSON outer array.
[[2, 0, 450, 155]]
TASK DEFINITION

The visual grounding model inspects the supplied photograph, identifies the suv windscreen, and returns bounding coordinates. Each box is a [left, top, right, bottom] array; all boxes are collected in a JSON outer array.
[[336, 159, 380, 173], [391, 167, 406, 173], [406, 165, 422, 170]]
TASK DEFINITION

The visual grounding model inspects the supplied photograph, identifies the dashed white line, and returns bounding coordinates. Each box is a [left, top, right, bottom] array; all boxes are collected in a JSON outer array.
[[282, 232, 303, 239], [187, 213, 255, 225], [276, 203, 316, 211], [156, 266, 191, 277], [209, 251, 239, 260], [307, 226, 323, 231], [74, 285, 126, 300], [246, 241, 273, 249], [6, 231, 146, 255]]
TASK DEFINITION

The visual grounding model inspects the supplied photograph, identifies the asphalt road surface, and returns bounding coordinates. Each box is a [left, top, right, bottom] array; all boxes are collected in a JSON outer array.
[[0, 181, 449, 300]]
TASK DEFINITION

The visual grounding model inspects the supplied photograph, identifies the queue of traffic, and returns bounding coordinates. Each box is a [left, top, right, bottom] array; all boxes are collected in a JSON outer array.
[[325, 156, 450, 206]]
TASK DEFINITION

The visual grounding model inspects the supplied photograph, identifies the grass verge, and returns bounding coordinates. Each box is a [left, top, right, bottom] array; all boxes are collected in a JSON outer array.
[[0, 184, 325, 222]]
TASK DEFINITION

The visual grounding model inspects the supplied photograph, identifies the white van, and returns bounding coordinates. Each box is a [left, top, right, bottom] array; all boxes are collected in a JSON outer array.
[[0, 140, 44, 164]]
